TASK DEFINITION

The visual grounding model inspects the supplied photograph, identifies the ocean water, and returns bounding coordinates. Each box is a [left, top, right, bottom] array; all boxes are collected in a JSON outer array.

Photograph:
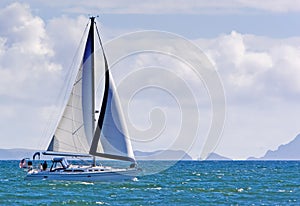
[[0, 160, 299, 205]]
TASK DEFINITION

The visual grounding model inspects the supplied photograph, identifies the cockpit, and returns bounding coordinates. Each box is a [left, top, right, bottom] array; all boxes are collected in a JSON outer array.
[[50, 157, 69, 172]]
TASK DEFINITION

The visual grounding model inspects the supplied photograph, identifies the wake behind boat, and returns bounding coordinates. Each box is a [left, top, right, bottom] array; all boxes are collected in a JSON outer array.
[[24, 17, 140, 181]]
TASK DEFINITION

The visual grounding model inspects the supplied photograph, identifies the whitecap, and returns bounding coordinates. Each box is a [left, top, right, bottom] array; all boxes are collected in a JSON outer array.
[[96, 201, 107, 205], [132, 177, 139, 182], [80, 182, 94, 185], [237, 188, 244, 192]]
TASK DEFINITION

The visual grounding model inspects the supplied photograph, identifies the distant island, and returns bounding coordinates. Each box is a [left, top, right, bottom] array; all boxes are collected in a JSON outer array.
[[205, 152, 232, 160], [206, 134, 300, 160], [0, 148, 38, 160], [1, 134, 299, 160], [0, 148, 192, 160], [248, 134, 300, 160]]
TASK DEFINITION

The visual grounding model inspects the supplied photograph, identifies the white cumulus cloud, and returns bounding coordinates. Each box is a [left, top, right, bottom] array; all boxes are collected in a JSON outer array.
[[196, 31, 300, 158], [0, 3, 63, 149], [0, 2, 61, 100]]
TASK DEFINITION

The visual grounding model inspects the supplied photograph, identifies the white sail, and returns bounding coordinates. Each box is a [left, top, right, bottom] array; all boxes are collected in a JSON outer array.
[[81, 25, 95, 145], [47, 21, 95, 154], [90, 76, 135, 161], [47, 64, 90, 154]]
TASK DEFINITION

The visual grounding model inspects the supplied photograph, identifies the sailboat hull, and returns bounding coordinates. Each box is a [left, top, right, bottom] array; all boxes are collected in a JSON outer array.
[[25, 167, 140, 182]]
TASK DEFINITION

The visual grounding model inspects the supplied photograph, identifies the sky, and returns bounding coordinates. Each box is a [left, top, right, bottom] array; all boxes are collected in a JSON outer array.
[[0, 0, 300, 160]]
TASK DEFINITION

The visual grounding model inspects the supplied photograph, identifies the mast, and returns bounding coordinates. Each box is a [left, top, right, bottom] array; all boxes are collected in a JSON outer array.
[[90, 16, 96, 166]]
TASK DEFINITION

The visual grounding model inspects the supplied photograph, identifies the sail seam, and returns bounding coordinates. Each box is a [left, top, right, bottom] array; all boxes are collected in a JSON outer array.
[[73, 77, 82, 86], [60, 116, 83, 123], [72, 124, 84, 135]]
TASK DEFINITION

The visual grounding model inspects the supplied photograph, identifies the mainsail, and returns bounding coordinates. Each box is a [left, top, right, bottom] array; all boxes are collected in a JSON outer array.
[[46, 17, 135, 163]]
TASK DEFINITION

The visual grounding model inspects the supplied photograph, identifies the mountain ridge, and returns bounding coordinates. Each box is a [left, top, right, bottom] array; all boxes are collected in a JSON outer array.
[[248, 134, 300, 160], [205, 152, 232, 160], [1, 134, 300, 160], [0, 148, 193, 160]]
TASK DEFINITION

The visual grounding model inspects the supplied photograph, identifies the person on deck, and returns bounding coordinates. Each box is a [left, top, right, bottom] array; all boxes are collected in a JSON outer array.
[[42, 161, 47, 171]]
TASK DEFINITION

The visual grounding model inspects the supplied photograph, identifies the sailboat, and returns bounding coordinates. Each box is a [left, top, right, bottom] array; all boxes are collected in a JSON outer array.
[[25, 17, 140, 181]]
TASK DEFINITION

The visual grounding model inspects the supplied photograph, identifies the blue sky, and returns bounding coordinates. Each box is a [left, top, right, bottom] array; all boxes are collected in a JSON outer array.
[[101, 13, 300, 38], [0, 0, 300, 159]]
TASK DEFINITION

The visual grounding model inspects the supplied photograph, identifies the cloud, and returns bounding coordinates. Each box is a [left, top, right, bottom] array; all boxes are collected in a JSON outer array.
[[196, 31, 300, 158], [45, 15, 88, 70], [270, 44, 300, 94], [237, 0, 300, 13], [106, 30, 300, 159], [197, 31, 300, 102], [36, 0, 300, 14], [0, 2, 129, 150], [1, 2, 300, 160], [105, 50, 212, 157], [0, 2, 120, 150], [0, 2, 64, 149], [0, 2, 61, 101]]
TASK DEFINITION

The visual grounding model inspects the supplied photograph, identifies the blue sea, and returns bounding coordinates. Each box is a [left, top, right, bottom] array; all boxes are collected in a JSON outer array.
[[0, 160, 299, 205]]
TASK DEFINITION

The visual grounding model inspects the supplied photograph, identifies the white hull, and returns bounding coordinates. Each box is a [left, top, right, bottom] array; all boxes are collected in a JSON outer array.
[[26, 166, 139, 182]]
